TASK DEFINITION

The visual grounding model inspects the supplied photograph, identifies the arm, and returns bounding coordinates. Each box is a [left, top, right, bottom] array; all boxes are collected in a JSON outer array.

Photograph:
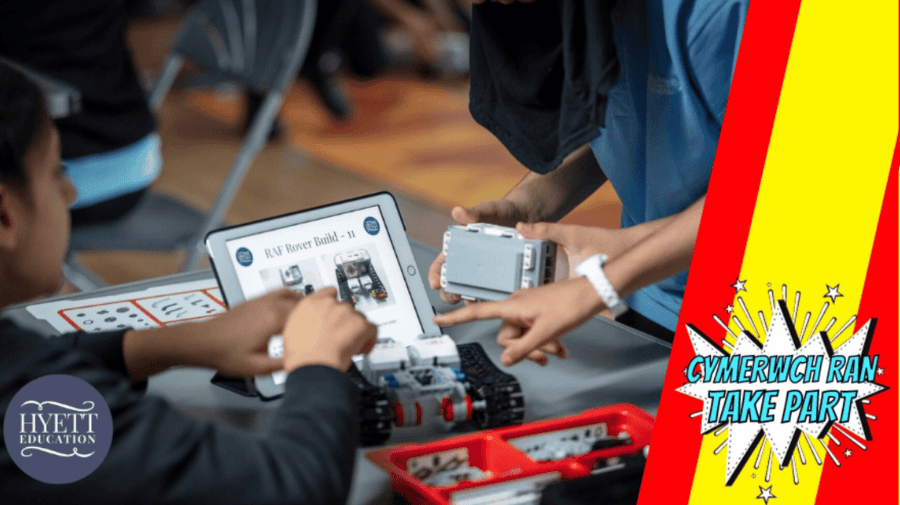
[[467, 143, 608, 225], [603, 195, 705, 298], [2, 289, 376, 504], [434, 195, 706, 365], [60, 291, 301, 381], [2, 347, 359, 504]]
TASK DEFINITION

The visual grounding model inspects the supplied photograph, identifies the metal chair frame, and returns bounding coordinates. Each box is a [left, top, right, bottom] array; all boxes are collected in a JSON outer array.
[[65, 0, 317, 290]]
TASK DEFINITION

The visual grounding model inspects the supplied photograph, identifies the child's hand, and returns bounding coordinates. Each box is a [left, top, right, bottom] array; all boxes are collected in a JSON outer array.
[[197, 290, 303, 377], [282, 287, 378, 372], [433, 277, 602, 367]]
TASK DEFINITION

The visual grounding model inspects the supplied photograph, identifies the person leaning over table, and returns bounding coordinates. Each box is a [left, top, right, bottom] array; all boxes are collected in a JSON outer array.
[[430, 0, 747, 364], [0, 62, 375, 504]]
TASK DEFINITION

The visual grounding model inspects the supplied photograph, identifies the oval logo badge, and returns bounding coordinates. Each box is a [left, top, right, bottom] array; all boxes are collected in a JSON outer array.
[[3, 374, 113, 484], [363, 217, 380, 236], [235, 247, 253, 267]]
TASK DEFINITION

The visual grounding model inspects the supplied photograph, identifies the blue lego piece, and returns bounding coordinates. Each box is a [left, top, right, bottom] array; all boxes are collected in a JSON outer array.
[[383, 373, 400, 388]]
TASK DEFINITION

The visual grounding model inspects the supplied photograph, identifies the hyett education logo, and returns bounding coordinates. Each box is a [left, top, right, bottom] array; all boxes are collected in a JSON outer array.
[[364, 217, 380, 236], [235, 247, 253, 267], [678, 281, 886, 493], [3, 374, 113, 484]]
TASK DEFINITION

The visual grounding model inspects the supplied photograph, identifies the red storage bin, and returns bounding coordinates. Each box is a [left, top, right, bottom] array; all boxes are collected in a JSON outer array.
[[367, 403, 654, 505]]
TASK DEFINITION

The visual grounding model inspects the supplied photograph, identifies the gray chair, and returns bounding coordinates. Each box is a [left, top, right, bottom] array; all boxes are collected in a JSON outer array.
[[64, 0, 317, 291]]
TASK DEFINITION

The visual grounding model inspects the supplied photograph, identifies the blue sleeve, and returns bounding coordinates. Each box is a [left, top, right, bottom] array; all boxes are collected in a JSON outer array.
[[686, 0, 749, 126]]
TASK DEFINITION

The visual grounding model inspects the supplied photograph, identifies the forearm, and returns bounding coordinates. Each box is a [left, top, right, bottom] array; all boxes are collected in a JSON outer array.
[[505, 144, 607, 223], [122, 324, 205, 380], [605, 195, 706, 298]]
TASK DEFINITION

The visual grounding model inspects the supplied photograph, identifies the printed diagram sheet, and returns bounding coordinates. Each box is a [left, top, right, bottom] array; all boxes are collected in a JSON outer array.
[[26, 280, 226, 334]]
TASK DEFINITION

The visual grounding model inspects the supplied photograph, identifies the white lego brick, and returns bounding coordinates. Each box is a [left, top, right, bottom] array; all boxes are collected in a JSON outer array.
[[523, 245, 534, 270], [363, 339, 412, 374], [413, 334, 460, 367]]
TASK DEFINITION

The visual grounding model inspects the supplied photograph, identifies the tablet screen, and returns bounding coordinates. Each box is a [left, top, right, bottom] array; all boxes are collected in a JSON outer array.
[[223, 205, 424, 385]]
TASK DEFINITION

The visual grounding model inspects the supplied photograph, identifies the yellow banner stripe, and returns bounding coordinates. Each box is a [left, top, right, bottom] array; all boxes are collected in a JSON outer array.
[[687, 1, 897, 503]]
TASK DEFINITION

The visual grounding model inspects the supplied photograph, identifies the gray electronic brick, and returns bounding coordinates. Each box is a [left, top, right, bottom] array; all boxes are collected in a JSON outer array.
[[440, 223, 557, 301]]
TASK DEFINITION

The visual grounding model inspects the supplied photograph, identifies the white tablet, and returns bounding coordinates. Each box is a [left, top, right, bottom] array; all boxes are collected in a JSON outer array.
[[206, 192, 441, 399]]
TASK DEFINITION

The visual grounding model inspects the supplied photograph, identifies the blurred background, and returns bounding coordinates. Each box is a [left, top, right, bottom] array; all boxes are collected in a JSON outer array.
[[39, 0, 622, 286]]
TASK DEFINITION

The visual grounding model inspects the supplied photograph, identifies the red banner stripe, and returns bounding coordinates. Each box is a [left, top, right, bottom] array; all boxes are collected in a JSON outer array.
[[813, 138, 898, 504]]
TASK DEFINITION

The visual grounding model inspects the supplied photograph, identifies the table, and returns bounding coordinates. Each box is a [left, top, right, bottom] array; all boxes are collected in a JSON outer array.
[[3, 241, 671, 504]]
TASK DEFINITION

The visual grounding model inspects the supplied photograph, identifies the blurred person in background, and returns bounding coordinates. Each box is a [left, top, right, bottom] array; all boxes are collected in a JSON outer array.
[[0, 0, 160, 225], [249, 0, 471, 132]]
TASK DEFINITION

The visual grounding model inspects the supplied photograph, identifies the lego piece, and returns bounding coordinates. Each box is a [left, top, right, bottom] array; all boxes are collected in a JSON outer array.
[[440, 223, 557, 301], [508, 423, 618, 462]]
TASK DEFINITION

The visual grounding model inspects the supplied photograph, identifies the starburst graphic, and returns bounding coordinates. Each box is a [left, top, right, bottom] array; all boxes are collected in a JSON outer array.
[[677, 283, 887, 486], [732, 278, 748, 293]]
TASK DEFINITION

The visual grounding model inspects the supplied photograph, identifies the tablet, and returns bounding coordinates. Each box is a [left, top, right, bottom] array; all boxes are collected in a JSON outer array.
[[206, 192, 441, 399]]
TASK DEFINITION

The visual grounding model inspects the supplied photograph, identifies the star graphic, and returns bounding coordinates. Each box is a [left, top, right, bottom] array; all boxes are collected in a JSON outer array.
[[877, 367, 885, 375], [824, 284, 844, 303], [843, 448, 852, 458], [682, 366, 689, 377], [757, 485, 776, 504], [725, 304, 734, 314], [731, 278, 748, 293]]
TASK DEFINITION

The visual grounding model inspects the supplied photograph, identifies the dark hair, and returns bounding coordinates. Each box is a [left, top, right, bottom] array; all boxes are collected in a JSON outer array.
[[0, 60, 50, 183]]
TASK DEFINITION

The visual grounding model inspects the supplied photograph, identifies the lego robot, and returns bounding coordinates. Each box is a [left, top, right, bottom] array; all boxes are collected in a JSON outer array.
[[334, 250, 388, 305], [440, 223, 557, 301], [347, 335, 525, 446]]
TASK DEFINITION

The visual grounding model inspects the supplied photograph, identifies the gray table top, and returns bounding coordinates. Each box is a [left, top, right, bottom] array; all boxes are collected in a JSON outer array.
[[3, 240, 670, 504]]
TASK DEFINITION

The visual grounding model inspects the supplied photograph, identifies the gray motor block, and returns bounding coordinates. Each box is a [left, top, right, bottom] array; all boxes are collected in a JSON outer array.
[[440, 223, 557, 301]]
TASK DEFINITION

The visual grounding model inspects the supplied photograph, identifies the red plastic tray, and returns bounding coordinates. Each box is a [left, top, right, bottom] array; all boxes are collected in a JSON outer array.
[[367, 403, 654, 505]]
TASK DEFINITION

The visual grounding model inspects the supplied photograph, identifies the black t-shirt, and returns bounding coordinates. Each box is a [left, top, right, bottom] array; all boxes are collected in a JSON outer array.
[[0, 0, 156, 159], [469, 0, 619, 174]]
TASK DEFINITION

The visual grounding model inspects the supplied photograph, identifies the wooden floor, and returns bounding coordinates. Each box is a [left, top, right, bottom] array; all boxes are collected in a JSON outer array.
[[76, 15, 621, 286]]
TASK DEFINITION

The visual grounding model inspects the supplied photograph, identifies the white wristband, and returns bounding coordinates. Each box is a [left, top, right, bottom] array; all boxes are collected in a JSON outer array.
[[574, 254, 628, 317]]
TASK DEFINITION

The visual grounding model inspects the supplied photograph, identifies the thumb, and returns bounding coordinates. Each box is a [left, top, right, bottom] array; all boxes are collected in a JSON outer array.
[[516, 222, 570, 246], [451, 206, 481, 225]]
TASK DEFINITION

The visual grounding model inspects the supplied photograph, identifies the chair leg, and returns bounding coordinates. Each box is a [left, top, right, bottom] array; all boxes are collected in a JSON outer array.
[[180, 90, 287, 272], [62, 256, 109, 291]]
